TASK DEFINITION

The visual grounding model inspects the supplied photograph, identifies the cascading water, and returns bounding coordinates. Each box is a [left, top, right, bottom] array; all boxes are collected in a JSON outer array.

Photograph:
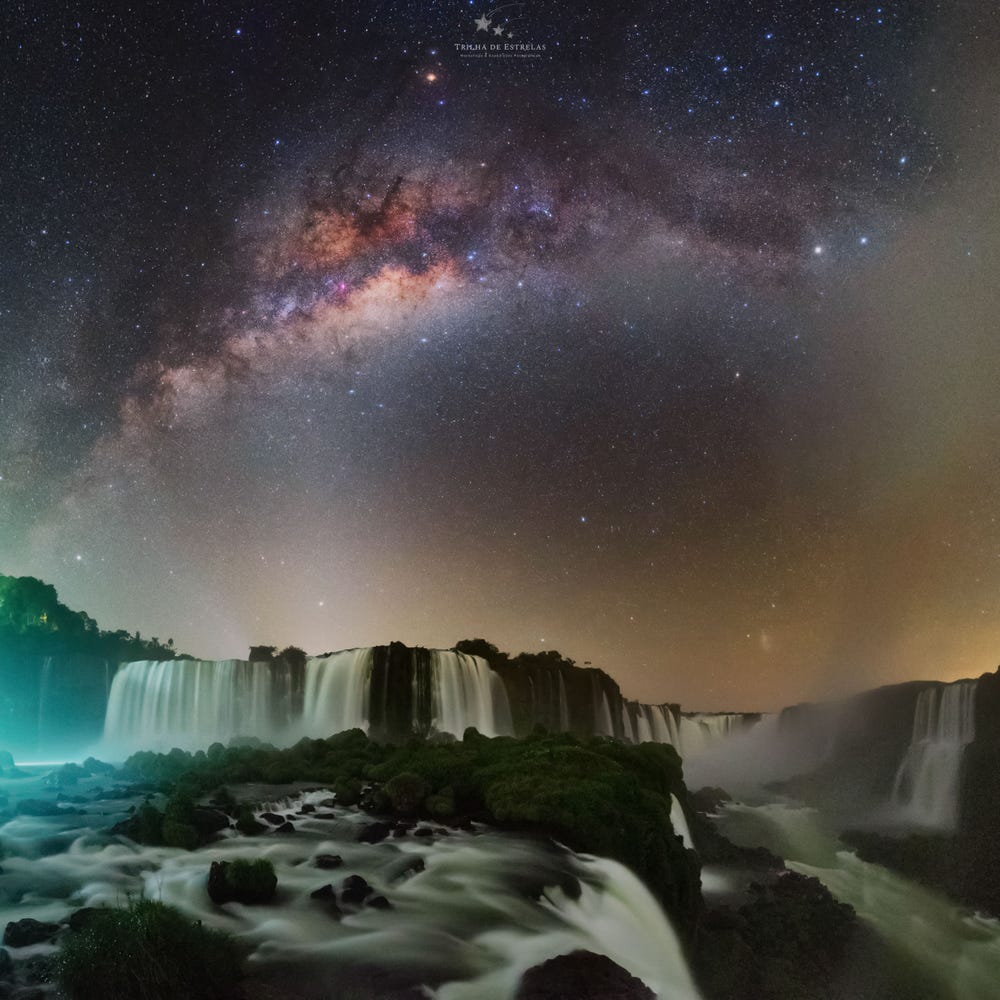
[[678, 713, 744, 756], [302, 648, 374, 736], [557, 672, 570, 731], [103, 648, 513, 754], [891, 680, 977, 830], [0, 772, 702, 1000], [428, 650, 511, 737], [669, 793, 694, 850], [103, 659, 286, 752]]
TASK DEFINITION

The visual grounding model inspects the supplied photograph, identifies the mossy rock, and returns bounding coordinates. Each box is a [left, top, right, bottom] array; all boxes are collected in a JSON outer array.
[[207, 859, 277, 905]]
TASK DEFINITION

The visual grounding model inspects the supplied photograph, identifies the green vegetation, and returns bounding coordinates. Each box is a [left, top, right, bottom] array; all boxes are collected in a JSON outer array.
[[224, 859, 277, 902], [56, 898, 242, 1000], [0, 574, 183, 660], [122, 727, 701, 926]]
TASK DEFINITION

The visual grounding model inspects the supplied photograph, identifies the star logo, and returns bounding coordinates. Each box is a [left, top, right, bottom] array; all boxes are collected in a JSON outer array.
[[493, 24, 506, 36], [474, 14, 491, 32]]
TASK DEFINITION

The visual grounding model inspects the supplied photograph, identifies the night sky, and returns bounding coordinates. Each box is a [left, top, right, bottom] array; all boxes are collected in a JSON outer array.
[[3, 1, 999, 711]]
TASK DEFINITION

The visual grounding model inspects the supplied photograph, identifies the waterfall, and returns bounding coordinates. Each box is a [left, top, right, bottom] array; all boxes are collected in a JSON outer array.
[[102, 648, 513, 753], [301, 648, 373, 735], [678, 713, 743, 756], [557, 672, 570, 731], [669, 793, 695, 850], [428, 650, 511, 737], [595, 687, 615, 737], [103, 659, 287, 751], [891, 681, 977, 830]]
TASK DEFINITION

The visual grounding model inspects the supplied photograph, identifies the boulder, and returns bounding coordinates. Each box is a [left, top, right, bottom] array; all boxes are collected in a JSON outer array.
[[274, 821, 296, 834], [358, 821, 391, 844], [367, 895, 392, 910], [3, 918, 61, 948], [310, 883, 336, 900], [65, 908, 100, 933], [207, 859, 277, 905], [191, 807, 231, 837], [517, 951, 654, 1000], [82, 757, 115, 775], [313, 854, 343, 870], [259, 812, 284, 826], [340, 874, 373, 905]]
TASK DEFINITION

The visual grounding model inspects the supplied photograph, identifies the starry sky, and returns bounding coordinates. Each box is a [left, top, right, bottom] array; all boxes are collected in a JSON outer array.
[[3, 1, 999, 711]]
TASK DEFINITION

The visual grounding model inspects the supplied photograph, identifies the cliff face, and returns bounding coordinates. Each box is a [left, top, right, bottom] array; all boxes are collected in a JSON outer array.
[[954, 669, 1000, 912], [0, 651, 113, 758], [772, 681, 925, 815]]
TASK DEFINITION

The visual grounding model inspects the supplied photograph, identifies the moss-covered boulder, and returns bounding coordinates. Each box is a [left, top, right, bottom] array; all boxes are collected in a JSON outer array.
[[207, 859, 277, 905]]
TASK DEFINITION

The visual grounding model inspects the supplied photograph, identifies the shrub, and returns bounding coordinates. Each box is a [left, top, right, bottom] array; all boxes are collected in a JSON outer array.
[[56, 898, 242, 1000], [384, 772, 427, 815]]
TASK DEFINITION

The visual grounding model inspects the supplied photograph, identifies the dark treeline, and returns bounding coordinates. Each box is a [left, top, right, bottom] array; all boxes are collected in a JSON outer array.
[[0, 574, 184, 661]]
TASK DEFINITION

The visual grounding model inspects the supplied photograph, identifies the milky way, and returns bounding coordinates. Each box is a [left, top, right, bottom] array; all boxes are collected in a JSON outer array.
[[3, 1, 999, 710]]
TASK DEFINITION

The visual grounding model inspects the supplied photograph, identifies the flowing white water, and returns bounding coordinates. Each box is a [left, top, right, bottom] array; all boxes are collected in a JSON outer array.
[[715, 801, 1000, 1000], [102, 649, 513, 754], [428, 651, 511, 737], [669, 794, 694, 850], [0, 772, 700, 1000], [677, 714, 744, 756], [557, 673, 570, 732], [595, 689, 615, 737], [302, 648, 374, 736], [891, 681, 977, 831], [103, 659, 285, 752]]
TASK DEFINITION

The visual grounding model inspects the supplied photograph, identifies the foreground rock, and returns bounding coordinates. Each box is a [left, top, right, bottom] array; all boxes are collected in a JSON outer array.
[[516, 951, 654, 1000], [3, 918, 61, 947], [207, 859, 277, 905]]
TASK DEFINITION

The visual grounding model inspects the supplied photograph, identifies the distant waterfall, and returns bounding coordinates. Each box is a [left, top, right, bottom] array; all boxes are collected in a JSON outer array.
[[103, 648, 513, 753], [669, 793, 695, 850], [678, 713, 744, 756], [891, 681, 977, 830]]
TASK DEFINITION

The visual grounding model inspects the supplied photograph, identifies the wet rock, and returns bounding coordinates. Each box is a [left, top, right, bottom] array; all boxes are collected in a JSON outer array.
[[413, 826, 434, 838], [517, 951, 655, 1000], [314, 854, 343, 870], [313, 810, 338, 819], [340, 874, 373, 905], [56, 763, 88, 786], [359, 821, 392, 844], [207, 859, 277, 905], [0, 946, 12, 976], [260, 812, 284, 825], [367, 895, 392, 910], [311, 883, 335, 900], [387, 856, 425, 882], [298, 803, 316, 814], [65, 908, 99, 933], [3, 918, 61, 948], [318, 798, 336, 808], [82, 757, 115, 775], [191, 807, 230, 837], [274, 821, 296, 834]]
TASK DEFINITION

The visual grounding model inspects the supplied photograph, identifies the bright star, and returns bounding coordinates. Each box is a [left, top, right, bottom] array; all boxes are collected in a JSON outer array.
[[474, 14, 491, 31]]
